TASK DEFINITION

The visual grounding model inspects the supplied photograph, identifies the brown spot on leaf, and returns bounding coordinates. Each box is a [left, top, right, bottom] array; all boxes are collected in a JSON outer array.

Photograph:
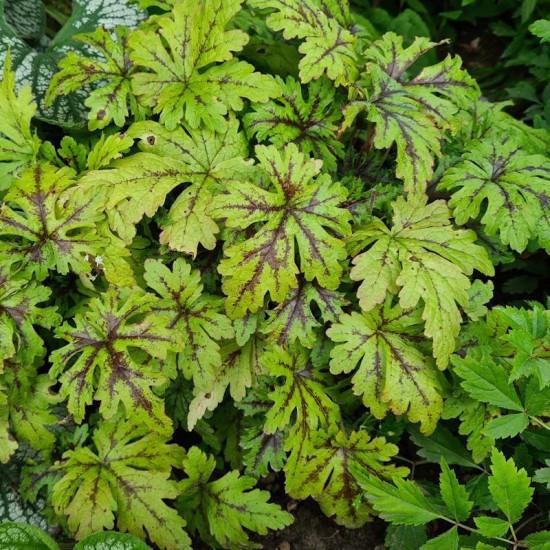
[[147, 136, 156, 145], [97, 109, 106, 120]]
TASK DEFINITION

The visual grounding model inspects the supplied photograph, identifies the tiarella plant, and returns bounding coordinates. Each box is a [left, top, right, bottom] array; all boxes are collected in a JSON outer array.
[[0, 0, 550, 549]]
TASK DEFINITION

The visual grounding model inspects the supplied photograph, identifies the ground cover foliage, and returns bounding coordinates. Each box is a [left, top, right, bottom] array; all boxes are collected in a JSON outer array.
[[1, 0, 550, 548]]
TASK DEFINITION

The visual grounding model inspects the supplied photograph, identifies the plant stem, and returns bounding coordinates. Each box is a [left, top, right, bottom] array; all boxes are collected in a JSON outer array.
[[45, 6, 70, 26], [529, 415, 550, 432], [442, 517, 527, 548]]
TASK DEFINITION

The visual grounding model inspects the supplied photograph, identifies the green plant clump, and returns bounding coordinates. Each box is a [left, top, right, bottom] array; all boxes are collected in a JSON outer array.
[[1, 0, 550, 549]]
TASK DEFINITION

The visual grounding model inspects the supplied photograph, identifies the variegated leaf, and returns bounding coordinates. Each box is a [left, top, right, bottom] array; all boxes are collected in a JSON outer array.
[[349, 196, 494, 367], [129, 0, 280, 130], [50, 288, 178, 434], [327, 299, 444, 434], [212, 143, 351, 318], [52, 416, 188, 549], [0, 0, 144, 126]]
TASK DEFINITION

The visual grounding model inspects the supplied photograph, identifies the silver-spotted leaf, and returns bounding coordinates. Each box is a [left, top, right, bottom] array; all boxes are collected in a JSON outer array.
[[0, 522, 57, 550], [74, 531, 152, 550], [0, 0, 144, 127], [4, 0, 45, 41]]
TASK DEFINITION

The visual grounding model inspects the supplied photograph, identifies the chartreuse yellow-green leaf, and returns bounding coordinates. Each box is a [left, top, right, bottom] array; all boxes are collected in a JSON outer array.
[[52, 416, 188, 549], [212, 143, 351, 318], [0, 388, 17, 463], [187, 337, 260, 431], [178, 446, 293, 549], [79, 116, 251, 255], [439, 137, 550, 253], [50, 288, 179, 434], [349, 196, 493, 367], [286, 426, 408, 527], [244, 76, 344, 172], [47, 26, 147, 130], [262, 278, 347, 348], [128, 116, 252, 255], [261, 344, 340, 486], [342, 32, 477, 197], [0, 163, 104, 280], [248, 0, 358, 86], [262, 344, 340, 436], [0, 266, 60, 371], [327, 298, 445, 434], [144, 258, 234, 391], [129, 0, 280, 130], [0, 54, 40, 188], [1, 357, 60, 463]]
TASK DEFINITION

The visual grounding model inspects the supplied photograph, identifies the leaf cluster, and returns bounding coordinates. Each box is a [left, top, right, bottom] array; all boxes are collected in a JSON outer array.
[[0, 0, 550, 548]]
